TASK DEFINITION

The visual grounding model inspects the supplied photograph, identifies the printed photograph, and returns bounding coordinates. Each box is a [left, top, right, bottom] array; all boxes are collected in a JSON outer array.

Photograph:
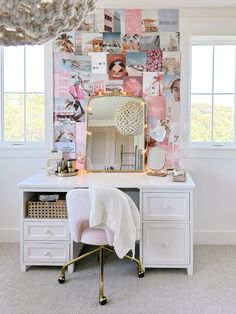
[[94, 9, 125, 33], [54, 142, 76, 160], [163, 51, 181, 75], [146, 50, 163, 72], [146, 95, 166, 120], [158, 9, 179, 32], [143, 72, 164, 97], [121, 34, 140, 53], [106, 79, 123, 93], [159, 143, 179, 169], [125, 9, 142, 35], [54, 97, 74, 114], [54, 122, 76, 142], [61, 55, 91, 73], [54, 52, 71, 72], [140, 35, 160, 51], [94, 9, 105, 32], [107, 54, 126, 80], [123, 76, 143, 96], [54, 72, 69, 100], [74, 31, 82, 55], [90, 73, 108, 95], [82, 33, 103, 55], [141, 9, 158, 35], [160, 32, 180, 51], [126, 52, 147, 76], [55, 32, 75, 54], [164, 74, 181, 102], [69, 71, 90, 100], [103, 32, 121, 53], [90, 52, 107, 74]]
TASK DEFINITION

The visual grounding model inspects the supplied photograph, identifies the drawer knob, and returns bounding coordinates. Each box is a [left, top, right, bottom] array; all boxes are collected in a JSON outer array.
[[163, 204, 170, 209], [44, 229, 51, 234], [162, 242, 169, 247], [44, 250, 50, 256]]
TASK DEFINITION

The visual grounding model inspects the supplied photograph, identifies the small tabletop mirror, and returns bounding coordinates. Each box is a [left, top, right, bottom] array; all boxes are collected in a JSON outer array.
[[147, 147, 166, 171], [86, 95, 146, 172]]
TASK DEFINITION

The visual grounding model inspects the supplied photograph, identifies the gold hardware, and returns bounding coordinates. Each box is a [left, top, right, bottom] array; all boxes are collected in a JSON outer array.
[[58, 245, 145, 304]]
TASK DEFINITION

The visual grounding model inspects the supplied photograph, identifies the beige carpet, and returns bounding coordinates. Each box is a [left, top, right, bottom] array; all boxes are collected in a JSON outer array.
[[0, 244, 236, 314]]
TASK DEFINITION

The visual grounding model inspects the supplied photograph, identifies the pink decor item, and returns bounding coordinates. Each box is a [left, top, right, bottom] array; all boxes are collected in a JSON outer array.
[[146, 50, 163, 72], [69, 84, 85, 100], [146, 95, 166, 120], [123, 76, 143, 96], [125, 9, 142, 35]]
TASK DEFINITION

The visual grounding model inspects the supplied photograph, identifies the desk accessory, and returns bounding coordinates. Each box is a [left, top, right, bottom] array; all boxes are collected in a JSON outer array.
[[55, 159, 78, 176], [172, 169, 187, 182], [146, 147, 167, 177], [55, 169, 78, 177]]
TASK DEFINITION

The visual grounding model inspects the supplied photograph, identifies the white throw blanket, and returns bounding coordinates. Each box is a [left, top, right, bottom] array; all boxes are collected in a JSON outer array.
[[89, 186, 140, 259]]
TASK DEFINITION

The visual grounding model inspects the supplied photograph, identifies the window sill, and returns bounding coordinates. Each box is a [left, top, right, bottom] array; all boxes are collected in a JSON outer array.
[[180, 146, 236, 159], [0, 146, 51, 158]]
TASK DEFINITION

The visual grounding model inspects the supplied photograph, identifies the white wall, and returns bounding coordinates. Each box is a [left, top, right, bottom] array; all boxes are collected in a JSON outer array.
[[0, 150, 48, 242], [1, 8, 236, 243], [180, 8, 236, 244]]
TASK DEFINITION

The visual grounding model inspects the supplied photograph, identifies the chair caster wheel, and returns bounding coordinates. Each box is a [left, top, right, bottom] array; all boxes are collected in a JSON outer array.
[[138, 270, 145, 278], [58, 275, 65, 284], [99, 295, 107, 305]]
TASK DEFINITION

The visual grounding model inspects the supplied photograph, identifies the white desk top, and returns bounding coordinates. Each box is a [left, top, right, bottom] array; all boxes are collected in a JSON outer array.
[[18, 172, 195, 191]]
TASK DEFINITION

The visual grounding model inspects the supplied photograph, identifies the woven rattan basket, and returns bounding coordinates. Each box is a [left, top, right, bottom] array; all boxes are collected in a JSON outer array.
[[27, 199, 67, 219]]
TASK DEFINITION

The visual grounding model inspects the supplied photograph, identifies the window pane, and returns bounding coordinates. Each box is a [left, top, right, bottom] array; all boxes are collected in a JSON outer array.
[[214, 45, 235, 93], [4, 94, 24, 141], [26, 94, 45, 142], [4, 46, 24, 92], [191, 45, 213, 93], [26, 45, 44, 92], [191, 95, 212, 142], [213, 95, 234, 142]]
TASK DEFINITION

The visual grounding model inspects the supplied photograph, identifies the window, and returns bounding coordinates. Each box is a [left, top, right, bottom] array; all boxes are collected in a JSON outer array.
[[104, 25, 112, 32], [0, 44, 52, 147], [105, 14, 112, 22], [190, 38, 236, 146]]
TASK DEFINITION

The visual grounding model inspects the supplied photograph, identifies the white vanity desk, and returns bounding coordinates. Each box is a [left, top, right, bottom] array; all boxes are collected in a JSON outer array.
[[18, 172, 195, 274]]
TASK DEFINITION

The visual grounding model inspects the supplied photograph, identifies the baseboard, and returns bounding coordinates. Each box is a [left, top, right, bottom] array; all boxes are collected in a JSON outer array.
[[194, 230, 236, 245], [0, 228, 19, 242]]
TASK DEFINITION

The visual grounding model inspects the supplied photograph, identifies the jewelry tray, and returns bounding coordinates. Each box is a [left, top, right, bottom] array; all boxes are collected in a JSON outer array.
[[55, 169, 78, 177]]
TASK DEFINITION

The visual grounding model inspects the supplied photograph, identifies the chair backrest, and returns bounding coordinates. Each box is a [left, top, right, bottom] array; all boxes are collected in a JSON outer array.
[[66, 189, 91, 243]]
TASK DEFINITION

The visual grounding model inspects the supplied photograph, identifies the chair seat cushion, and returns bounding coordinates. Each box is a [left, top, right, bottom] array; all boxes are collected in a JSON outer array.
[[81, 227, 109, 245]]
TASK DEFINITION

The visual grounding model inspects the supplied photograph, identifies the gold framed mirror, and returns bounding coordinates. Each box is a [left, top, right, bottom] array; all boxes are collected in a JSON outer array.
[[85, 95, 146, 172]]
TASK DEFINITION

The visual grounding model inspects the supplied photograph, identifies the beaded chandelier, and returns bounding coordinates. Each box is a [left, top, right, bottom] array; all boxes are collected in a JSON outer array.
[[0, 0, 100, 45], [114, 101, 144, 136]]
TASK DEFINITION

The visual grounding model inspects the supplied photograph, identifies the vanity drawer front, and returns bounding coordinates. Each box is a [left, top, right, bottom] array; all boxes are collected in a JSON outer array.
[[142, 192, 189, 221], [24, 242, 70, 263], [142, 222, 189, 266], [24, 221, 70, 241]]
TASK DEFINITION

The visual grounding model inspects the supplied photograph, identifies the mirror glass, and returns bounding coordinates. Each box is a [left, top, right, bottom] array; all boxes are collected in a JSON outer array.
[[147, 147, 166, 171], [86, 95, 145, 172]]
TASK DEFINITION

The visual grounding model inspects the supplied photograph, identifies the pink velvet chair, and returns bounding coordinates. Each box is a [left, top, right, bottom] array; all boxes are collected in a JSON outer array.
[[58, 188, 144, 305]]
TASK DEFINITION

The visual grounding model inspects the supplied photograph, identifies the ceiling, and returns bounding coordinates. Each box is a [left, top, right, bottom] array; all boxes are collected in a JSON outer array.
[[99, 0, 236, 8]]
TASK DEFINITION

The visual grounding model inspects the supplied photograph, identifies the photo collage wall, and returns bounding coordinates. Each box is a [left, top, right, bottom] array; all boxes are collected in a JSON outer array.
[[53, 8, 181, 169]]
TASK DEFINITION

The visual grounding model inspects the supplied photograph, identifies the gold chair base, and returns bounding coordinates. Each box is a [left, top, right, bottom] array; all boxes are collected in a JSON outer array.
[[58, 245, 145, 305]]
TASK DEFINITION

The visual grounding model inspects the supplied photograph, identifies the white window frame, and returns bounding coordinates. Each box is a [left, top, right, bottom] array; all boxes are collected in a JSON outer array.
[[190, 37, 236, 147], [0, 41, 53, 158], [181, 17, 236, 159]]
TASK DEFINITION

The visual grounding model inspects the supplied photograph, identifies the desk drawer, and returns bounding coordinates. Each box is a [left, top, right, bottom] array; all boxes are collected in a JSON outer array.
[[142, 222, 189, 266], [142, 192, 189, 221], [24, 242, 69, 263], [24, 221, 70, 241]]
